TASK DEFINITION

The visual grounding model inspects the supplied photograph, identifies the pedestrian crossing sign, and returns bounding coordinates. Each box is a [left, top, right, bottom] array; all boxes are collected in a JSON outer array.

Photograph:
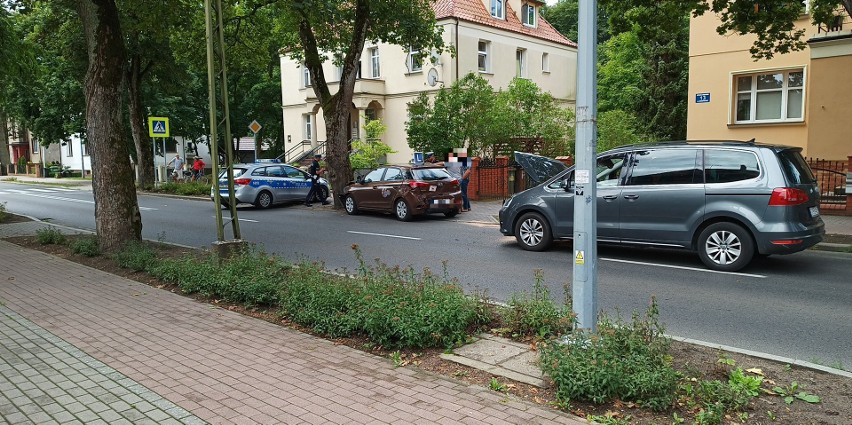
[[148, 117, 170, 138]]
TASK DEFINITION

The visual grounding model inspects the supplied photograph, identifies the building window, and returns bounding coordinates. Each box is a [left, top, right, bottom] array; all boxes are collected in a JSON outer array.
[[408, 46, 422, 73], [336, 65, 343, 82], [522, 3, 536, 27], [66, 141, 73, 157], [490, 0, 504, 19], [541, 52, 549, 73], [302, 64, 311, 87], [303, 114, 313, 140], [516, 49, 527, 78], [32, 139, 39, 154], [734, 69, 804, 123], [477, 40, 490, 72], [81, 141, 88, 156], [369, 47, 380, 78]]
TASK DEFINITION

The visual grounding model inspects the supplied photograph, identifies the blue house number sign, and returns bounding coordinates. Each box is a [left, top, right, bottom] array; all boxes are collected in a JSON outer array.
[[695, 93, 710, 103]]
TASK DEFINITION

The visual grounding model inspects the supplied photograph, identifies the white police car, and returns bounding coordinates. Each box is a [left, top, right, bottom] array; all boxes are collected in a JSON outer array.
[[211, 159, 330, 209]]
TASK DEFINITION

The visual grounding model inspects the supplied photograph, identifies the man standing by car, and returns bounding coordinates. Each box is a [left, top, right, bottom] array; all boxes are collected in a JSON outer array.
[[305, 154, 329, 207]]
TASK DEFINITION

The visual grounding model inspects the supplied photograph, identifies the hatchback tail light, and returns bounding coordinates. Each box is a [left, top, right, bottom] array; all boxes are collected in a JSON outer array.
[[409, 181, 430, 189], [768, 188, 808, 206], [234, 178, 251, 186], [448, 179, 459, 186]]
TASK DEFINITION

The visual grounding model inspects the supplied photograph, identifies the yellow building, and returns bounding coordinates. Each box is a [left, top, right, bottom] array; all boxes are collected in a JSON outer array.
[[687, 5, 852, 160], [279, 0, 577, 164]]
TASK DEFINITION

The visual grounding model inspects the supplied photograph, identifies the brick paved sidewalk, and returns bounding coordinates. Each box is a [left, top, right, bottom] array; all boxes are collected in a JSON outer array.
[[0, 240, 583, 424]]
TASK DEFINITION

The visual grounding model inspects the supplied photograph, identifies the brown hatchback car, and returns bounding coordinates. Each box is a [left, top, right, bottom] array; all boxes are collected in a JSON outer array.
[[341, 165, 463, 221]]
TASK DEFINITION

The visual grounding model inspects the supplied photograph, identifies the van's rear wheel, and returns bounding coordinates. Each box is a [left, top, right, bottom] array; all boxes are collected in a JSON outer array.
[[697, 222, 754, 272], [514, 212, 552, 251]]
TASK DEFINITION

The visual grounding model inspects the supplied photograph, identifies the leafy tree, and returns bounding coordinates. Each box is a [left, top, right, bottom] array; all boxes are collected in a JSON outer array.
[[351, 118, 395, 169], [603, 0, 852, 60], [597, 31, 643, 114], [492, 78, 574, 158], [276, 0, 445, 207], [76, 0, 142, 251], [407, 73, 498, 157], [540, 0, 609, 44], [597, 110, 645, 152]]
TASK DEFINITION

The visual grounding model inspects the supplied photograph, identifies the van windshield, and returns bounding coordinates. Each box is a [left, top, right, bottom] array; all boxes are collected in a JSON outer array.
[[776, 150, 815, 184]]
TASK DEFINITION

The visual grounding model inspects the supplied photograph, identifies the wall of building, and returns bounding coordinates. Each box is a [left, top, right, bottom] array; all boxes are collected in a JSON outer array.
[[806, 37, 852, 159]]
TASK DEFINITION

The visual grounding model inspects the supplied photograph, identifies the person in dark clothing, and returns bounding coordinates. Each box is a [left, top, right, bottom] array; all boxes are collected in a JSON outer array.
[[305, 154, 329, 206]]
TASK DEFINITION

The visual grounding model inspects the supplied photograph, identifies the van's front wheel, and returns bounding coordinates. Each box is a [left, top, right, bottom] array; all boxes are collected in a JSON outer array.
[[514, 212, 552, 251], [697, 222, 754, 272]]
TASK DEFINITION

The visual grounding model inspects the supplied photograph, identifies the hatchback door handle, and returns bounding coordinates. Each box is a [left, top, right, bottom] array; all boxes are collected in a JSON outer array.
[[602, 195, 618, 200], [623, 194, 639, 200]]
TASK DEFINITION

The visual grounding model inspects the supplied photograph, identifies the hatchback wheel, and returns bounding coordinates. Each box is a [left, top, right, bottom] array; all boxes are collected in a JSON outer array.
[[697, 222, 754, 272], [514, 212, 552, 251], [395, 199, 412, 221], [255, 190, 273, 209], [344, 195, 359, 215]]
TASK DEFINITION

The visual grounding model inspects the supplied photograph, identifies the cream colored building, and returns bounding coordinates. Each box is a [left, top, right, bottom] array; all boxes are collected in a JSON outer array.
[[280, 0, 577, 164], [688, 4, 852, 159]]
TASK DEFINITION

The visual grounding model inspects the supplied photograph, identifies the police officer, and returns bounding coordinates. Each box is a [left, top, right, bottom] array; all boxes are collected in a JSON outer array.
[[305, 154, 329, 207]]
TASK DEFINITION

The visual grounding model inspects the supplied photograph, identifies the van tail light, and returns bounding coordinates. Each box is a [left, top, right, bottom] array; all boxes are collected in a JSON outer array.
[[409, 181, 431, 189], [234, 178, 251, 186], [768, 188, 808, 206]]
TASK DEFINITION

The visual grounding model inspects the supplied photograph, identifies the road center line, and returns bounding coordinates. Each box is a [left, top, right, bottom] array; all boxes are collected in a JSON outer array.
[[347, 231, 421, 241], [600, 257, 767, 278], [22, 193, 158, 211]]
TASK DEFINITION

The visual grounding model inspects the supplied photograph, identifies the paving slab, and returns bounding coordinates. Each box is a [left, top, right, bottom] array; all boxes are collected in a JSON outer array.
[[441, 334, 550, 388]]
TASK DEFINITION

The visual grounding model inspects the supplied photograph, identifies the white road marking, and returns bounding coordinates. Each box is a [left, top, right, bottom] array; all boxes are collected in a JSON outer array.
[[347, 231, 422, 241], [28, 188, 56, 192], [21, 193, 158, 211], [601, 257, 766, 278], [214, 216, 258, 223]]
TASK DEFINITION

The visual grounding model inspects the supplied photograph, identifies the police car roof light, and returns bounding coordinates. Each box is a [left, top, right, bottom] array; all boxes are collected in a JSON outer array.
[[255, 159, 281, 163]]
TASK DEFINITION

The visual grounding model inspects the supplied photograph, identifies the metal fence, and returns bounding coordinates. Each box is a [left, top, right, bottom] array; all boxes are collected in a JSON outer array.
[[805, 157, 848, 211]]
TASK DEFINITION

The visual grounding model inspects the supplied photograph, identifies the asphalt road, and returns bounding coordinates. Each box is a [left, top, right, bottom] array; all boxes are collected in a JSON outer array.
[[1, 181, 851, 370]]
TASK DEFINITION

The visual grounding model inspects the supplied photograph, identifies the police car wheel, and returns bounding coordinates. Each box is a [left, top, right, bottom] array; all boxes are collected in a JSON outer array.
[[315, 186, 329, 202], [395, 199, 412, 222], [255, 191, 273, 209], [344, 195, 359, 215]]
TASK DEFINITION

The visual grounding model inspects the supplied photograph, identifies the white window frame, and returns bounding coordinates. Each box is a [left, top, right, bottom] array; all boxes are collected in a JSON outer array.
[[408, 46, 422, 73], [302, 64, 311, 88], [732, 67, 805, 124], [32, 138, 39, 154], [516, 49, 527, 78], [490, 0, 504, 19], [541, 52, 550, 73], [477, 40, 490, 73], [369, 47, 380, 78], [303, 114, 313, 141], [81, 140, 88, 156], [522, 3, 536, 27], [66, 140, 73, 157]]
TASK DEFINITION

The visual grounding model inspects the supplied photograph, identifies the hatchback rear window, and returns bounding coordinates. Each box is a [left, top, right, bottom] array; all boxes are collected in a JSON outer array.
[[776, 149, 816, 184], [412, 168, 453, 181]]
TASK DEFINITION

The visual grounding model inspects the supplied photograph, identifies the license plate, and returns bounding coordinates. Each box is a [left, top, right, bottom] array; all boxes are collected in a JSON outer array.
[[429, 185, 437, 192], [432, 199, 451, 204], [809, 206, 820, 217]]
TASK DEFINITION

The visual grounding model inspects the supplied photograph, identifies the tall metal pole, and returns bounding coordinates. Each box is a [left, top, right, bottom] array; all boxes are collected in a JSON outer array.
[[572, 0, 599, 332]]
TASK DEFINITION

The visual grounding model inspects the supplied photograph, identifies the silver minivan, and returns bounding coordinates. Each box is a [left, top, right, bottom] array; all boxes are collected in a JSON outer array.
[[498, 141, 825, 271]]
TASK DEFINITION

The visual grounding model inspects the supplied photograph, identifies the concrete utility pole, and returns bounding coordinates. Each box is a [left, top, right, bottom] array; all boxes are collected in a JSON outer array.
[[572, 0, 599, 332]]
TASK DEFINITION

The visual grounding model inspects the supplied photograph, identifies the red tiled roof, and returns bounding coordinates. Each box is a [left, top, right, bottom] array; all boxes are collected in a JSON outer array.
[[433, 0, 576, 47]]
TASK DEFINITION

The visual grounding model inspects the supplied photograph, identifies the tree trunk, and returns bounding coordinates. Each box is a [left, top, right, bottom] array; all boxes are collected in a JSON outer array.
[[322, 100, 352, 209], [128, 54, 154, 188], [0, 109, 10, 176], [76, 0, 142, 252]]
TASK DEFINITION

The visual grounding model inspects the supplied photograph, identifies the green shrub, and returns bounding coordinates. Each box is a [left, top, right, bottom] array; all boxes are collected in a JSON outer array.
[[154, 181, 212, 196], [0, 202, 8, 223], [501, 270, 574, 339], [113, 241, 159, 271], [150, 246, 284, 307], [36, 227, 66, 245], [279, 246, 492, 349], [70, 237, 100, 257], [540, 297, 679, 411]]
